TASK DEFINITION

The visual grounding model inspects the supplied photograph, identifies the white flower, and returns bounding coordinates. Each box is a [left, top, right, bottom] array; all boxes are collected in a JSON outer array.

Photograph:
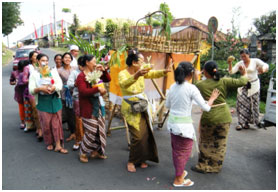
[[85, 70, 103, 85]]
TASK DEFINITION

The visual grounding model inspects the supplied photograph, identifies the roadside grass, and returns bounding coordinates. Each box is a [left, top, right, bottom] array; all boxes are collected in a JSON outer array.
[[2, 43, 14, 66], [49, 47, 69, 54]]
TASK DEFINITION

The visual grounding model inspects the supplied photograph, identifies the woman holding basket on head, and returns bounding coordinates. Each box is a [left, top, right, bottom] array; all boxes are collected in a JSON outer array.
[[118, 48, 172, 173]]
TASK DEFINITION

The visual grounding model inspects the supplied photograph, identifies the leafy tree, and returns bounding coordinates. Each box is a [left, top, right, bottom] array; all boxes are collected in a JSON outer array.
[[95, 21, 103, 35], [62, 8, 71, 13], [2, 2, 23, 36], [253, 10, 276, 37], [105, 19, 118, 39], [69, 14, 80, 35]]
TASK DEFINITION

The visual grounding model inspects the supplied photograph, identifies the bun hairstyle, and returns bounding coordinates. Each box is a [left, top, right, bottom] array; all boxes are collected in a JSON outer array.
[[36, 53, 49, 61], [204, 60, 220, 81], [80, 54, 95, 67], [126, 48, 140, 66], [240, 49, 249, 55], [174, 61, 195, 84], [77, 55, 84, 66]]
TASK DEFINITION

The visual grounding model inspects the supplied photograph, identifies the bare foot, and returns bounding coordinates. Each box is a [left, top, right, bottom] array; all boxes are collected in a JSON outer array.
[[127, 162, 136, 173]]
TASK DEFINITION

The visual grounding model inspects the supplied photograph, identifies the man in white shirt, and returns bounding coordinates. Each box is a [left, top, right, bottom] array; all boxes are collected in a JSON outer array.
[[69, 45, 79, 68]]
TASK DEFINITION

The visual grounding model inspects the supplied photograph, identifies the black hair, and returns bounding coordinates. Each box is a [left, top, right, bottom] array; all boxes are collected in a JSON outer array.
[[80, 54, 95, 67], [36, 53, 49, 61], [126, 48, 140, 66], [240, 49, 249, 55], [174, 61, 195, 84], [62, 52, 73, 61], [54, 54, 62, 60], [204, 60, 220, 81], [17, 60, 29, 72], [77, 56, 84, 66], [29, 51, 39, 63]]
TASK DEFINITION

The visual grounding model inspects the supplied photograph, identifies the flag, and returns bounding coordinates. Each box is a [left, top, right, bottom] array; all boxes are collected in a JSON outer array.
[[50, 16, 53, 36], [41, 23, 44, 38], [33, 23, 38, 39], [61, 19, 64, 42]]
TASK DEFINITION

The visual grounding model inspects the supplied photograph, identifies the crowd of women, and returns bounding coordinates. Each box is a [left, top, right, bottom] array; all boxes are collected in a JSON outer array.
[[10, 46, 268, 187]]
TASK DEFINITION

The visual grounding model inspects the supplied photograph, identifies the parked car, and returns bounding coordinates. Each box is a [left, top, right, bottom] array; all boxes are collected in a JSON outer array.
[[260, 69, 276, 128], [12, 45, 40, 70]]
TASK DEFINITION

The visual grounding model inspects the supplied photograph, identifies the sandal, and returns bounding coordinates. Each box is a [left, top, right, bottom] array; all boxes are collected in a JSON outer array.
[[90, 151, 107, 159], [127, 163, 136, 173], [54, 148, 68, 154], [140, 162, 148, 168], [173, 179, 194, 187], [235, 125, 242, 131], [80, 154, 88, 163], [66, 134, 76, 142], [243, 124, 250, 129]]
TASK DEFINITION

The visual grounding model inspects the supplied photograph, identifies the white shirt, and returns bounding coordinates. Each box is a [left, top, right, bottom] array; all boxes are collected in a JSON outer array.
[[165, 81, 211, 140], [70, 56, 78, 68], [229, 58, 269, 96], [67, 69, 81, 100]]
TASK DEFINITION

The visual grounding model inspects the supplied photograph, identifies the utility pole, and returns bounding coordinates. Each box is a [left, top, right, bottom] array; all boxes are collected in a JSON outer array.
[[53, 2, 57, 37]]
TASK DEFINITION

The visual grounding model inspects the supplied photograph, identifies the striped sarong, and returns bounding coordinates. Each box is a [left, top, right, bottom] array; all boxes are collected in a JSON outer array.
[[80, 111, 106, 156], [236, 85, 260, 126]]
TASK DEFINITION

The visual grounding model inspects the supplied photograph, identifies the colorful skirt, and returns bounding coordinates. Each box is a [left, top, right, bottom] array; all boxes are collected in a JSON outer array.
[[38, 109, 64, 146], [236, 86, 260, 126], [80, 111, 106, 155], [128, 113, 159, 164], [24, 98, 34, 130], [195, 123, 230, 173], [171, 133, 193, 177]]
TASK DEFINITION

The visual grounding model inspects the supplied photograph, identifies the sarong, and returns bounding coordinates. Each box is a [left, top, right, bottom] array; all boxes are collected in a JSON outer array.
[[236, 86, 260, 126], [18, 103, 25, 121], [128, 113, 159, 164], [171, 133, 193, 176], [38, 109, 64, 146], [62, 100, 76, 134], [73, 100, 84, 143], [24, 98, 34, 130], [196, 123, 230, 173], [80, 111, 106, 155]]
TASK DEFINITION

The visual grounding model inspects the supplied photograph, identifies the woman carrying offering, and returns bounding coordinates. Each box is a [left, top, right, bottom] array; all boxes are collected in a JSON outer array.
[[76, 55, 111, 163], [118, 48, 172, 173], [228, 49, 269, 130], [29, 53, 67, 154]]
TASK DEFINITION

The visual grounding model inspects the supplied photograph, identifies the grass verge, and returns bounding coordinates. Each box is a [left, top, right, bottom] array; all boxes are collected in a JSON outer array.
[[2, 43, 14, 66]]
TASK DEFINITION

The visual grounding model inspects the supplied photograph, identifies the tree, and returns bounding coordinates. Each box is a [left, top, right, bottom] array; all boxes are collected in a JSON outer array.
[[253, 11, 276, 37], [2, 2, 23, 36], [95, 21, 103, 35], [62, 8, 71, 13], [105, 19, 118, 39], [69, 14, 80, 35]]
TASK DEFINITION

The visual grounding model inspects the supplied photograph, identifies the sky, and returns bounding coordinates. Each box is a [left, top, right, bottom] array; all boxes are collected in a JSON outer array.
[[1, 0, 277, 47]]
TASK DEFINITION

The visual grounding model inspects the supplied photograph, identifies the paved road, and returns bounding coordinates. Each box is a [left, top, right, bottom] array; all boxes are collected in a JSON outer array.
[[2, 48, 276, 190]]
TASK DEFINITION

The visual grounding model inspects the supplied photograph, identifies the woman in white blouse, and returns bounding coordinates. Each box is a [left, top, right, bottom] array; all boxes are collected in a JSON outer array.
[[166, 62, 219, 187], [228, 49, 269, 130]]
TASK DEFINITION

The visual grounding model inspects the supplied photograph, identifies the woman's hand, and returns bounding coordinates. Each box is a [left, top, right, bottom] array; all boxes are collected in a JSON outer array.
[[39, 85, 49, 94], [207, 88, 220, 106], [47, 85, 56, 94], [239, 65, 246, 76], [96, 64, 105, 71], [134, 68, 149, 79], [98, 87, 107, 96]]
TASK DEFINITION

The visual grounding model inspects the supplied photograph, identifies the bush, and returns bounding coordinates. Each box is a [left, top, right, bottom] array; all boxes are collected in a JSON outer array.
[[259, 63, 276, 102]]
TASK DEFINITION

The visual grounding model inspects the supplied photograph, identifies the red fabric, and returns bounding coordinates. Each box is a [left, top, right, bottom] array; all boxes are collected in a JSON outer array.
[[18, 103, 25, 121], [76, 71, 111, 118]]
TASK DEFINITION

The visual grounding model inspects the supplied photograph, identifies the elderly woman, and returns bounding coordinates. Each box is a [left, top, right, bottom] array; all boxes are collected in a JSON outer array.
[[29, 53, 67, 154], [76, 54, 111, 163], [118, 49, 172, 173], [228, 49, 269, 130]]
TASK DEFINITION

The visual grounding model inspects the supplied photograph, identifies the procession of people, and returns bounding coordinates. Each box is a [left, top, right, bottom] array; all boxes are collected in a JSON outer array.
[[10, 46, 269, 187]]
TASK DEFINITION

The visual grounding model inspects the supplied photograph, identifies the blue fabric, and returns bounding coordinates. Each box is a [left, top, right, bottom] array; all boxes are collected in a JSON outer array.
[[64, 85, 73, 108]]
